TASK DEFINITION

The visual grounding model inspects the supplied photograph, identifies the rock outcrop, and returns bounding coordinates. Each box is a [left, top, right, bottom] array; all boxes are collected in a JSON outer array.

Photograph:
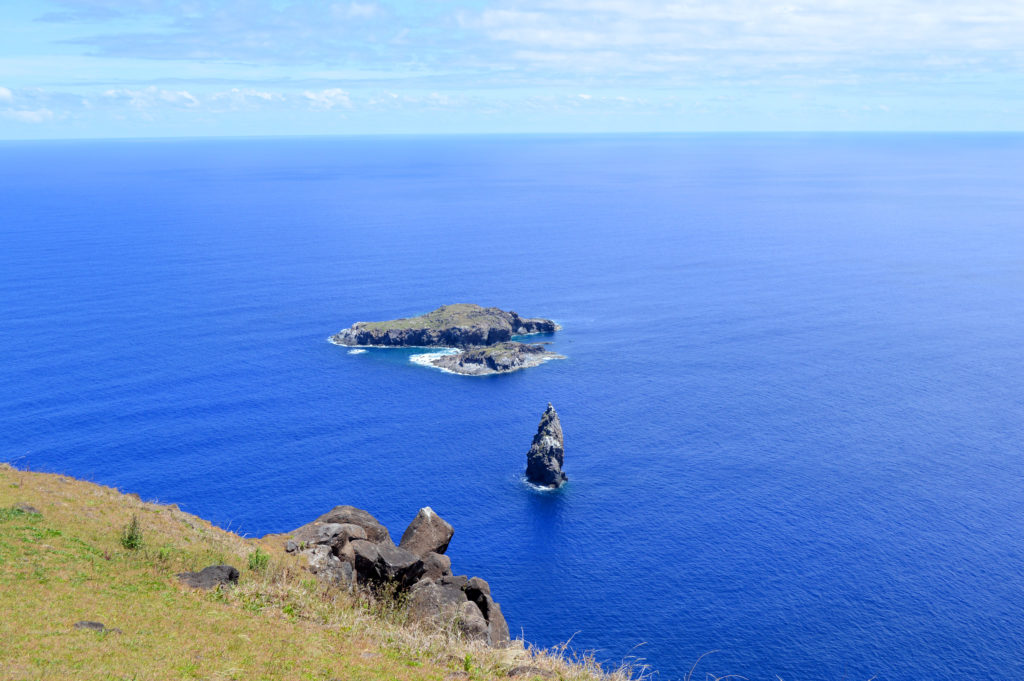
[[525, 403, 567, 488], [283, 505, 510, 646], [329, 304, 559, 349], [427, 342, 564, 376]]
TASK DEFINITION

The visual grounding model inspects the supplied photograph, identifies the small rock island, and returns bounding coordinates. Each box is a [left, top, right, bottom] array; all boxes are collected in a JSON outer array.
[[330, 303, 565, 376], [525, 403, 567, 488]]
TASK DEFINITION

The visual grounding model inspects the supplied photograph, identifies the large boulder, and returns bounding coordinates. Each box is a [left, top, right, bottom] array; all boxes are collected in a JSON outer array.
[[406, 574, 510, 646], [485, 599, 510, 646], [525, 403, 567, 488], [350, 539, 424, 586], [457, 600, 489, 641], [305, 545, 355, 588], [421, 552, 453, 581], [441, 574, 469, 590], [315, 506, 393, 545], [464, 577, 510, 646], [400, 507, 454, 557], [407, 579, 469, 624], [290, 522, 367, 551]]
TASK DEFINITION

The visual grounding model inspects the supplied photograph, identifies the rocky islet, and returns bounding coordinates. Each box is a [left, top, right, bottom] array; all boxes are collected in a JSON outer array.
[[525, 403, 567, 488], [330, 303, 563, 376]]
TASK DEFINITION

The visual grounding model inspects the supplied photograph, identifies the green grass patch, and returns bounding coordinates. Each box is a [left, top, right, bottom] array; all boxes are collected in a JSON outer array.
[[119, 514, 143, 551]]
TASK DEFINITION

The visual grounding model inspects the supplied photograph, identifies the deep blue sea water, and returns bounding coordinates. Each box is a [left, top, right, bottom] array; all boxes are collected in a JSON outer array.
[[2, 134, 1023, 680]]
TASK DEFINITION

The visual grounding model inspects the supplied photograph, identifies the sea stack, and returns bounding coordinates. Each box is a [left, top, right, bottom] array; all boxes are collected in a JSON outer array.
[[525, 403, 567, 488]]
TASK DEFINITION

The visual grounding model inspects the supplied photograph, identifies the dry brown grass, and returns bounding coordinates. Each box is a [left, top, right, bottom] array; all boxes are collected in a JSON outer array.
[[0, 464, 641, 681]]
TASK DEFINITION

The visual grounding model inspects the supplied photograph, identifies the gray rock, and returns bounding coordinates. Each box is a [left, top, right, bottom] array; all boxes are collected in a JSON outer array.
[[377, 543, 425, 584], [287, 524, 322, 548], [350, 539, 423, 586], [421, 552, 452, 581], [323, 559, 355, 589], [485, 598, 510, 646], [305, 544, 334, 571], [285, 540, 299, 553], [74, 621, 121, 634], [177, 564, 239, 590], [440, 574, 469, 590], [507, 666, 556, 678], [14, 503, 40, 515], [400, 507, 454, 557], [350, 539, 380, 579], [407, 580, 469, 625], [428, 342, 565, 376], [457, 600, 489, 641], [525, 403, 567, 488], [336, 539, 357, 565], [315, 506, 393, 545], [465, 576, 491, 599], [315, 522, 367, 547], [303, 545, 353, 587], [463, 577, 510, 646]]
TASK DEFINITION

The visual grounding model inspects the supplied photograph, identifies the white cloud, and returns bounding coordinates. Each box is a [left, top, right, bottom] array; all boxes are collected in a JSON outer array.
[[460, 0, 1024, 78], [303, 88, 352, 110], [103, 87, 200, 109], [0, 87, 12, 103], [211, 88, 283, 109], [332, 2, 379, 19], [364, 91, 464, 110], [3, 108, 54, 124]]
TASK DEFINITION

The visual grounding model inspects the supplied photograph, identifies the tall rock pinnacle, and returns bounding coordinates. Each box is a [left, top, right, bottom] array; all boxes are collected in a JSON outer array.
[[525, 403, 567, 488]]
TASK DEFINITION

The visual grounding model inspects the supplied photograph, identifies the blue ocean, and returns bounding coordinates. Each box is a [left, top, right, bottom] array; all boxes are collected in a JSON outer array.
[[2, 134, 1023, 680]]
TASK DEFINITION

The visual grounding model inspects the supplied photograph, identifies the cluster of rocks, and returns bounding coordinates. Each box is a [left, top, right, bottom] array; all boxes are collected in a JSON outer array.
[[329, 303, 559, 349], [525, 403, 567, 489], [285, 505, 510, 646], [430, 342, 564, 376]]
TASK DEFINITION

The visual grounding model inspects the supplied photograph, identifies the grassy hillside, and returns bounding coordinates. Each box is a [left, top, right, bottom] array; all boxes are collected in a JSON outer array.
[[0, 464, 632, 681]]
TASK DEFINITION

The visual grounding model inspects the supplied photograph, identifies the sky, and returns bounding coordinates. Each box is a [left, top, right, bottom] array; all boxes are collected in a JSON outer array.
[[0, 0, 1022, 137]]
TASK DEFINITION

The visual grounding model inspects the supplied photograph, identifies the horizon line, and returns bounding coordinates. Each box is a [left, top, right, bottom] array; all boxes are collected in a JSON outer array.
[[2, 130, 1023, 143]]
